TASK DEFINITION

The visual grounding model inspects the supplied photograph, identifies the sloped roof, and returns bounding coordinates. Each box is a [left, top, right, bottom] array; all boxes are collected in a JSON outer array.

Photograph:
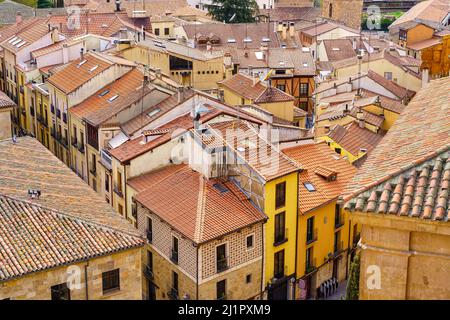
[[323, 39, 357, 62], [1, 17, 51, 53], [134, 165, 266, 244], [0, 91, 15, 109], [283, 142, 357, 214], [389, 0, 450, 29], [328, 121, 385, 157], [0, 195, 144, 282], [341, 76, 450, 219], [0, 137, 139, 235]]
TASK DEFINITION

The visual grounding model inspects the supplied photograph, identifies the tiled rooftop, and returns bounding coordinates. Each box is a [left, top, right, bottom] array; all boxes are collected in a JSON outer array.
[[0, 91, 15, 109], [342, 76, 450, 222], [134, 165, 266, 244], [0, 137, 139, 235], [283, 142, 357, 214], [0, 194, 144, 281], [327, 121, 385, 157], [323, 39, 357, 62]]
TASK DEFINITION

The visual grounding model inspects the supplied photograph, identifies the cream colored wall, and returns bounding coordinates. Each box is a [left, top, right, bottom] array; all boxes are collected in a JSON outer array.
[[0, 248, 143, 300]]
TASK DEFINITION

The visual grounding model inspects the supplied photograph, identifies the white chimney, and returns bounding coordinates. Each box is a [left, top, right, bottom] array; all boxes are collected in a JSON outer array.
[[421, 68, 430, 87], [289, 22, 295, 38], [62, 43, 69, 64], [282, 22, 287, 40]]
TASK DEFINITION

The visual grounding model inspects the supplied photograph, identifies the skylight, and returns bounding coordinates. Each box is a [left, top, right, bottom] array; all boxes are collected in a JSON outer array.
[[262, 37, 271, 42], [107, 95, 119, 102], [243, 37, 252, 43], [332, 48, 340, 51], [147, 108, 161, 117], [213, 183, 228, 193], [99, 90, 110, 97], [78, 59, 87, 67], [11, 38, 22, 46], [8, 37, 18, 44], [227, 38, 236, 43], [16, 41, 27, 48], [304, 182, 316, 192], [89, 65, 99, 72]]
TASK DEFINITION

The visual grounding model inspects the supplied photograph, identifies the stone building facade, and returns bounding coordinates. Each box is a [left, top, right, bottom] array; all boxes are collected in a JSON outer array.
[[322, 0, 364, 30]]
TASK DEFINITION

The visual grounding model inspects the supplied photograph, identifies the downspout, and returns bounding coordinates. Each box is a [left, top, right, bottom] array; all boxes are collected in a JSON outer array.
[[84, 261, 89, 300], [405, 231, 412, 300], [124, 164, 128, 218], [84, 121, 89, 182], [260, 221, 265, 299], [346, 217, 351, 280]]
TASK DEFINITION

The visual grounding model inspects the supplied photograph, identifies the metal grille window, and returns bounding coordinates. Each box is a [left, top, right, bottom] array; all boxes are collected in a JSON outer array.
[[51, 283, 70, 300], [274, 250, 285, 279], [102, 269, 120, 294], [274, 212, 286, 244], [300, 83, 309, 97]]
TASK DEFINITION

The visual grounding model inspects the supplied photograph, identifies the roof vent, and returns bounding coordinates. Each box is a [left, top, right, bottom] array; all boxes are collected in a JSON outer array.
[[107, 94, 119, 102], [227, 38, 236, 43], [77, 59, 87, 67], [332, 48, 340, 51], [89, 65, 99, 73]]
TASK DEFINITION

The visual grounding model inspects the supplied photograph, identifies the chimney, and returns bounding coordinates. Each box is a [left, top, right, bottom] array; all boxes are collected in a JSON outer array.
[[62, 43, 69, 64], [224, 52, 232, 67], [115, 0, 122, 12], [16, 11, 22, 24], [80, 48, 84, 60], [155, 68, 162, 79], [177, 87, 184, 103], [421, 68, 430, 87], [51, 27, 59, 43], [324, 125, 330, 134], [356, 108, 365, 128], [252, 72, 259, 86], [282, 22, 287, 40], [289, 22, 295, 38], [344, 104, 349, 114], [277, 21, 283, 32], [273, 21, 278, 33], [206, 41, 212, 53]]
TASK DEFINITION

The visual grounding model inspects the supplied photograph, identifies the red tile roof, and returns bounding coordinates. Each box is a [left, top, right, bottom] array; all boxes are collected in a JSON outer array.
[[0, 195, 144, 281], [342, 76, 450, 221], [47, 53, 113, 94], [283, 142, 357, 214], [328, 121, 385, 157], [323, 39, 357, 62], [366, 70, 416, 100], [134, 165, 266, 244], [0, 91, 15, 109]]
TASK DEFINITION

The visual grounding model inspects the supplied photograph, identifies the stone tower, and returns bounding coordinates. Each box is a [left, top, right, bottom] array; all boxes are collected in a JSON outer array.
[[321, 0, 364, 30]]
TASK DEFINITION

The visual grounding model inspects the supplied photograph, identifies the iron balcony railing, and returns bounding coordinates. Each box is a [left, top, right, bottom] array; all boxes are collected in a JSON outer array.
[[143, 265, 154, 280], [216, 256, 228, 273], [335, 212, 345, 229], [167, 288, 178, 300], [305, 257, 317, 274], [146, 230, 152, 243], [113, 184, 123, 197], [274, 227, 288, 246]]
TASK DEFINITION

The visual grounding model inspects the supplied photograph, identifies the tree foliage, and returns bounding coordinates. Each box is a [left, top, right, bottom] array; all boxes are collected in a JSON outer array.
[[205, 0, 259, 24], [346, 252, 360, 300], [37, 0, 53, 8]]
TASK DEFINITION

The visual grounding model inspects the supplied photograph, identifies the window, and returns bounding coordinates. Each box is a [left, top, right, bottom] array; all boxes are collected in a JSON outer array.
[[334, 230, 341, 253], [399, 29, 407, 41], [306, 216, 315, 243], [274, 212, 286, 244], [147, 218, 153, 242], [276, 84, 286, 92], [274, 250, 285, 279], [164, 28, 170, 35], [116, 170, 122, 193], [216, 280, 226, 300], [51, 283, 70, 300], [147, 250, 153, 272], [334, 147, 342, 155], [275, 181, 286, 209], [171, 236, 179, 264], [246, 274, 252, 283], [102, 269, 120, 294], [170, 271, 179, 299], [328, 3, 333, 17], [335, 204, 343, 228], [154, 28, 160, 36], [300, 83, 309, 97], [216, 243, 227, 272], [105, 172, 110, 192], [118, 204, 123, 215], [246, 235, 254, 249], [384, 72, 393, 80], [305, 247, 313, 271]]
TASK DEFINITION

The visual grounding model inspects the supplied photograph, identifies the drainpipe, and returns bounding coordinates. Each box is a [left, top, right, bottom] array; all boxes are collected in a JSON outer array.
[[124, 165, 128, 218], [196, 245, 199, 300], [84, 262, 89, 300], [346, 218, 351, 280], [405, 232, 412, 300], [293, 171, 300, 300], [260, 222, 265, 299]]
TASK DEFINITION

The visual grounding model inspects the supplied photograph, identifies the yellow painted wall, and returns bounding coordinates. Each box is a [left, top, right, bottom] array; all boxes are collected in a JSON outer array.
[[263, 173, 298, 285], [258, 101, 295, 122], [405, 24, 435, 45], [318, 136, 364, 163], [362, 104, 400, 131]]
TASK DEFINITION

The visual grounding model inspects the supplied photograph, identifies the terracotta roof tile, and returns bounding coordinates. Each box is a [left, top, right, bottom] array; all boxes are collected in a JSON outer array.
[[47, 53, 113, 94], [0, 137, 139, 235], [0, 91, 15, 109], [0, 195, 144, 282], [134, 165, 265, 243], [323, 39, 357, 62], [283, 142, 357, 213]]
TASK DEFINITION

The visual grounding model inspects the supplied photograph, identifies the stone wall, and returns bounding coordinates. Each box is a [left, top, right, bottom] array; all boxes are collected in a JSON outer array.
[[0, 248, 143, 300], [0, 110, 12, 140], [322, 0, 363, 30]]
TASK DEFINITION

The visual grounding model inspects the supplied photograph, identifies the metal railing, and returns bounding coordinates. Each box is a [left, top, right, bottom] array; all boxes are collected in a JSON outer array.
[[274, 227, 288, 245], [335, 212, 345, 229], [167, 288, 178, 300], [143, 265, 153, 280], [171, 250, 179, 264], [216, 256, 228, 273]]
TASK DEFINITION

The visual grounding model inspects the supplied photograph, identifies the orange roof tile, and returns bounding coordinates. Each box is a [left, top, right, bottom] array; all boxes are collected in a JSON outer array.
[[283, 142, 357, 214], [134, 165, 266, 244], [342, 76, 450, 214], [47, 53, 112, 94]]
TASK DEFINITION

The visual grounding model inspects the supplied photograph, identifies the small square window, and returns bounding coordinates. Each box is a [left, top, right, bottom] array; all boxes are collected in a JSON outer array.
[[246, 274, 252, 283], [246, 235, 254, 249], [102, 269, 120, 294]]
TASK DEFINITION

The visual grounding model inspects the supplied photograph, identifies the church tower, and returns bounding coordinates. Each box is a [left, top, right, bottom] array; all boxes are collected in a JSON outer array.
[[321, 0, 364, 30]]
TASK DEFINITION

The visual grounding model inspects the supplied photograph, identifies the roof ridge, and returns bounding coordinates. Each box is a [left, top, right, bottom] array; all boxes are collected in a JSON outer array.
[[342, 145, 450, 203], [194, 175, 207, 243], [128, 164, 187, 192], [0, 193, 143, 240]]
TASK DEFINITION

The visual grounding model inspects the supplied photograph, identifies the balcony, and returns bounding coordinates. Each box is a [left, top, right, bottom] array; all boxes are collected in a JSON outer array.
[[19, 85, 24, 94], [61, 137, 68, 148], [274, 228, 288, 246], [62, 112, 67, 124], [78, 143, 85, 154], [306, 228, 318, 245], [352, 233, 361, 248], [305, 258, 317, 274], [56, 109, 61, 119], [216, 256, 228, 273], [335, 212, 345, 229], [113, 184, 123, 198], [143, 265, 154, 280], [146, 230, 152, 243], [171, 250, 179, 264], [167, 288, 178, 300], [334, 240, 344, 257], [71, 137, 78, 147], [51, 104, 55, 114], [30, 107, 35, 117], [89, 165, 96, 177]]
